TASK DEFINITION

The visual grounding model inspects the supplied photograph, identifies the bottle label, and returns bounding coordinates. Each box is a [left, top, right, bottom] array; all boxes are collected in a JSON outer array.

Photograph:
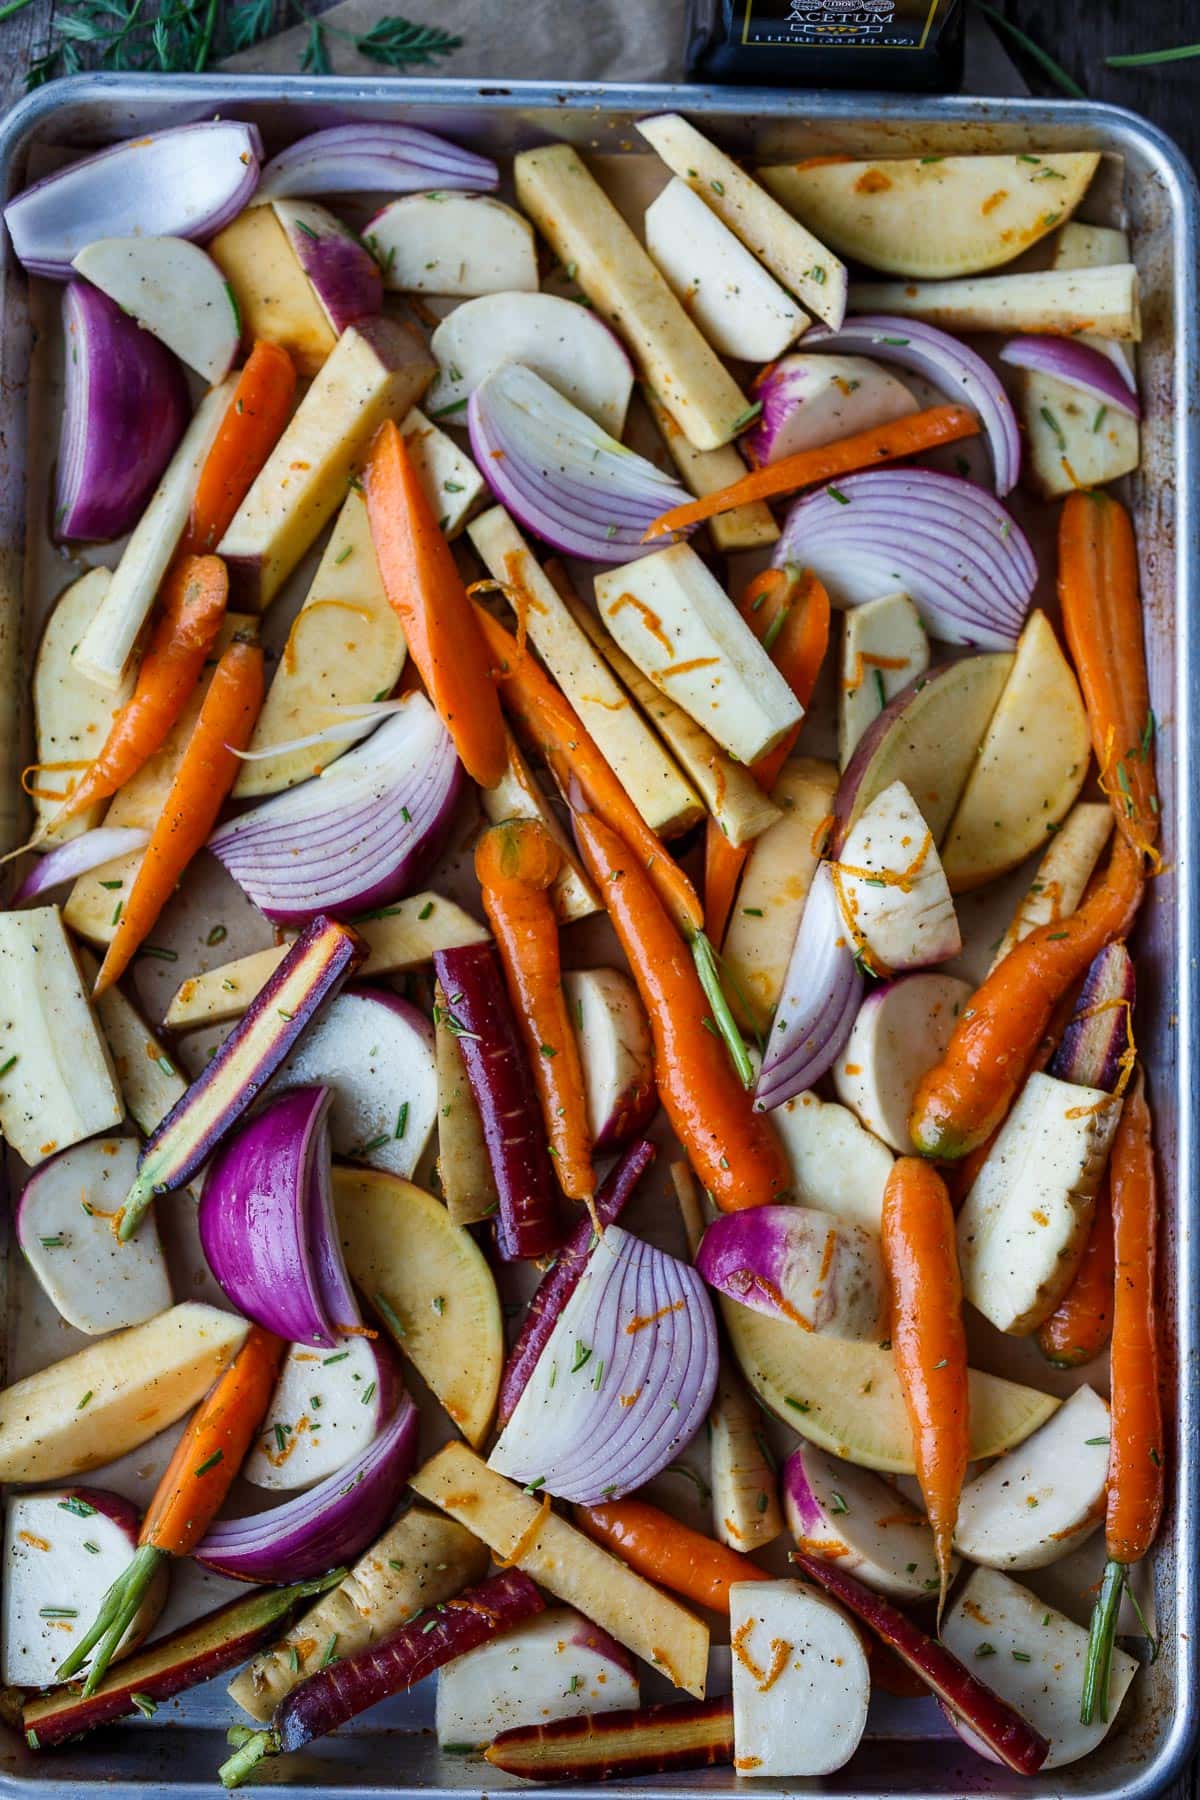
[[741, 0, 944, 51]]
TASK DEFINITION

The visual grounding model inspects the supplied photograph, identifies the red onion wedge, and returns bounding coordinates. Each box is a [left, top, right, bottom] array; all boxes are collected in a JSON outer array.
[[56, 281, 190, 542], [468, 363, 689, 562], [999, 335, 1140, 418], [12, 826, 149, 904], [754, 863, 863, 1113], [256, 124, 497, 201], [208, 694, 462, 925], [488, 1223, 718, 1504], [5, 121, 262, 280], [775, 468, 1035, 650], [795, 314, 1021, 495], [196, 1392, 418, 1584]]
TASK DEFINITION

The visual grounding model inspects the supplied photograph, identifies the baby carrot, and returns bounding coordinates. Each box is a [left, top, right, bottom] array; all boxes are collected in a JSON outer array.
[[59, 1325, 283, 1696], [575, 1499, 769, 1613], [1059, 490, 1159, 861], [1037, 1179, 1115, 1368], [366, 420, 507, 789], [184, 341, 297, 554], [881, 1157, 968, 1611], [574, 809, 790, 1213], [644, 404, 980, 540], [909, 833, 1144, 1159], [93, 637, 264, 995], [476, 819, 594, 1207]]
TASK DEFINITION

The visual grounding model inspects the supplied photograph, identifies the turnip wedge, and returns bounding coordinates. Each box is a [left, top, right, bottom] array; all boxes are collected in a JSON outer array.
[[729, 1579, 869, 1776], [437, 1607, 639, 1748], [953, 1384, 1110, 1571], [831, 780, 961, 975], [783, 1442, 949, 1600], [697, 1206, 887, 1343]]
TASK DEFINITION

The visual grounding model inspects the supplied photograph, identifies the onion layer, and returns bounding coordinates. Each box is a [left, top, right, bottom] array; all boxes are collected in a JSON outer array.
[[755, 864, 864, 1113], [488, 1224, 717, 1504], [13, 827, 150, 903], [208, 694, 462, 925], [998, 335, 1139, 418], [257, 124, 497, 200]]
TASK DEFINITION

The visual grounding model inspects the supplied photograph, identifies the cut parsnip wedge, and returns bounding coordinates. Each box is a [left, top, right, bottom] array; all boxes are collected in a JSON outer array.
[[594, 543, 803, 766], [32, 567, 133, 841], [770, 1093, 893, 1234], [638, 115, 847, 329], [469, 509, 703, 837], [721, 758, 838, 1034], [847, 264, 1140, 341], [954, 1385, 1110, 1570], [839, 592, 929, 771], [367, 193, 537, 296], [989, 803, 1113, 973], [783, 1443, 946, 1599], [833, 973, 973, 1153], [759, 153, 1100, 279], [72, 236, 239, 382], [0, 906, 123, 1165], [941, 611, 1090, 893], [412, 1442, 710, 1695], [833, 780, 960, 972], [233, 489, 405, 798], [942, 1569, 1136, 1769], [208, 201, 336, 376], [218, 316, 435, 609], [401, 407, 485, 538], [73, 377, 235, 688], [334, 1167, 503, 1448], [0, 1303, 248, 1483], [729, 1580, 869, 1775], [723, 1300, 1058, 1474], [481, 734, 599, 923], [162, 894, 487, 1030], [514, 144, 749, 450], [429, 292, 634, 437], [434, 978, 499, 1228], [643, 386, 777, 553], [644, 177, 806, 362], [957, 1071, 1122, 1336], [82, 949, 186, 1135]]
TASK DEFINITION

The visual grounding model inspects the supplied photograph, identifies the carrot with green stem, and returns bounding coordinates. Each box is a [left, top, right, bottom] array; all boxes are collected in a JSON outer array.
[[475, 818, 594, 1209], [881, 1157, 968, 1613], [644, 403, 980, 540], [58, 1325, 285, 1696], [575, 1499, 769, 1613], [1081, 1070, 1163, 1725], [366, 420, 507, 789], [93, 635, 264, 995], [573, 808, 789, 1213]]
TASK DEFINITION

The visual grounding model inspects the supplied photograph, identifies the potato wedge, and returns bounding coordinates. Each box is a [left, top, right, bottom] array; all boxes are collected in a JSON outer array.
[[32, 568, 133, 841]]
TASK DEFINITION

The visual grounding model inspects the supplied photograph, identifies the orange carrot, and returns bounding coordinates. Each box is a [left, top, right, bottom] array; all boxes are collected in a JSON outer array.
[[45, 555, 229, 836], [93, 637, 264, 995], [1058, 491, 1159, 861], [705, 565, 831, 945], [1037, 1178, 1115, 1368], [475, 603, 703, 938], [184, 341, 297, 554], [575, 1499, 768, 1613], [574, 809, 789, 1213], [1081, 1070, 1163, 1723], [881, 1157, 968, 1610], [475, 819, 594, 1206], [58, 1325, 283, 1695], [645, 404, 981, 540], [909, 833, 1144, 1160], [366, 421, 507, 788]]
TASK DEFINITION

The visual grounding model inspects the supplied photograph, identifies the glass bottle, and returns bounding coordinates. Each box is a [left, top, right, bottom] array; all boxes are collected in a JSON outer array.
[[685, 0, 965, 92]]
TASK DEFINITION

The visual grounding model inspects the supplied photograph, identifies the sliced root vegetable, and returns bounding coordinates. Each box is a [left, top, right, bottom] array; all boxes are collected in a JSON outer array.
[[29, 567, 132, 840], [209, 202, 339, 376], [411, 1442, 711, 1696], [83, 951, 186, 1137], [729, 1579, 869, 1776], [563, 967, 657, 1153], [72, 236, 240, 383], [990, 802, 1113, 973], [838, 591, 930, 772], [697, 1206, 886, 1342], [438, 1607, 639, 1748], [488, 1224, 718, 1503], [16, 1138, 170, 1336], [643, 385, 777, 553], [746, 353, 916, 468], [400, 406, 486, 538], [942, 1567, 1134, 1769], [271, 199, 382, 337], [832, 779, 961, 974], [770, 1092, 893, 1234], [485, 1694, 734, 1781], [433, 979, 501, 1228], [574, 1496, 770, 1615], [753, 863, 864, 1113], [758, 152, 1099, 279], [783, 1443, 947, 1599], [12, 827, 149, 905], [1048, 941, 1135, 1091], [334, 1165, 503, 1448], [723, 1299, 1058, 1474], [833, 973, 973, 1152], [954, 1384, 1109, 1570], [847, 264, 1140, 340], [256, 123, 498, 200], [242, 1330, 401, 1493], [0, 1303, 247, 1484], [481, 732, 599, 923], [430, 291, 634, 436], [367, 192, 537, 296]]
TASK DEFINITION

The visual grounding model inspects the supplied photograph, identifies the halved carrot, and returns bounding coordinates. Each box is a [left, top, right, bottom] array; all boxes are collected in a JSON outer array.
[[184, 341, 297, 554], [1036, 1178, 1115, 1368], [645, 404, 980, 540], [575, 1499, 768, 1613], [366, 420, 507, 789]]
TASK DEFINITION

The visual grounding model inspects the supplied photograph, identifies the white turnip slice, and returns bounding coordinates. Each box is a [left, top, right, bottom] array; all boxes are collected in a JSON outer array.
[[562, 968, 655, 1152], [954, 1384, 1110, 1570], [728, 1579, 869, 1776], [242, 1333, 401, 1493], [782, 1442, 949, 1599], [769, 1092, 893, 1234], [833, 972, 973, 1152], [436, 1606, 640, 1747], [429, 292, 634, 436], [832, 779, 960, 972]]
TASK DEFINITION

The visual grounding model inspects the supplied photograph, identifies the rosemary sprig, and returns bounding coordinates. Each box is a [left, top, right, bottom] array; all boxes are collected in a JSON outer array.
[[1108, 43, 1200, 68]]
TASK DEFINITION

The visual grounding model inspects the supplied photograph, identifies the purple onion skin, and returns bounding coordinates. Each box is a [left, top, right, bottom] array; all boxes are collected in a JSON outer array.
[[257, 124, 498, 201], [281, 209, 382, 334], [275, 1569, 543, 1755], [56, 281, 189, 542], [434, 942, 562, 1263], [1048, 941, 1135, 1094], [497, 1138, 656, 1426]]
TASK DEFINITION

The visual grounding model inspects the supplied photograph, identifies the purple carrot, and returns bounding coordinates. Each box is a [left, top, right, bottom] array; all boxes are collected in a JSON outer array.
[[1048, 941, 1135, 1093]]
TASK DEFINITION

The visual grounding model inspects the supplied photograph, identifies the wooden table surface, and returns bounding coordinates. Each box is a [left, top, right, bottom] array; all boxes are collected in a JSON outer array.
[[0, 0, 1193, 1794]]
